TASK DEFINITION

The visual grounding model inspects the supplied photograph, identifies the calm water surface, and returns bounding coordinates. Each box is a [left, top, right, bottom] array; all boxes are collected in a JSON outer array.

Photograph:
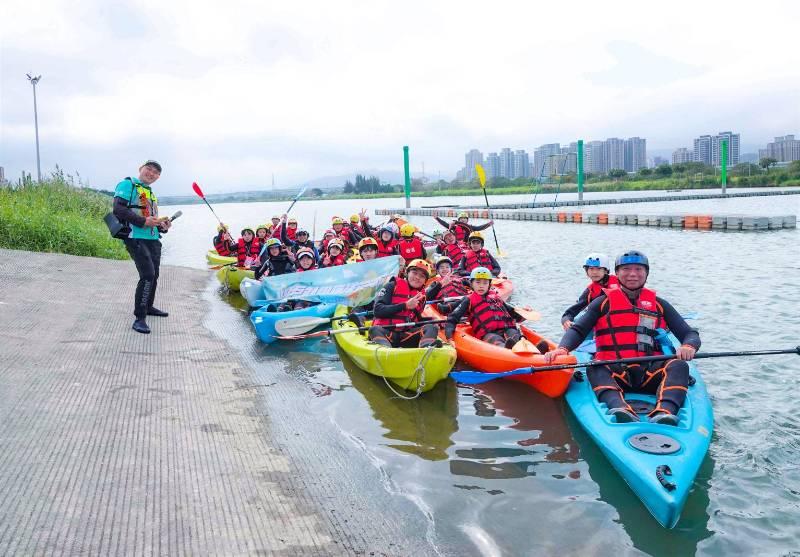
[[162, 191, 800, 556]]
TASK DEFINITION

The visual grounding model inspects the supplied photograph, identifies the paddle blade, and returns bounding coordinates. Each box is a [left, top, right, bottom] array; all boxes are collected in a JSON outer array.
[[295, 186, 307, 199], [514, 307, 541, 322], [274, 316, 332, 337], [475, 164, 487, 188], [275, 330, 332, 341], [511, 338, 538, 355], [192, 182, 205, 198], [450, 367, 532, 385]]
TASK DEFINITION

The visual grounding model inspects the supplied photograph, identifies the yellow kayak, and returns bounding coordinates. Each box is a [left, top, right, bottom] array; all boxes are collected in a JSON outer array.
[[206, 249, 236, 266], [215, 266, 254, 290], [331, 305, 456, 393]]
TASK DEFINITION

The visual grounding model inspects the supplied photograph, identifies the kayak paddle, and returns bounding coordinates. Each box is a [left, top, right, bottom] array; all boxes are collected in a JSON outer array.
[[286, 186, 307, 214], [275, 318, 456, 341], [192, 182, 226, 229], [450, 346, 800, 385], [474, 163, 504, 257]]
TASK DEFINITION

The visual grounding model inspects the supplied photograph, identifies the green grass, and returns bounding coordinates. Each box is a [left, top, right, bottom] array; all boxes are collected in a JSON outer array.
[[0, 173, 129, 260]]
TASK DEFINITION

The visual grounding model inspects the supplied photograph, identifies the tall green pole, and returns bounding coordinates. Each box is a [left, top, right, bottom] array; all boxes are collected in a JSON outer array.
[[577, 139, 584, 201], [403, 145, 411, 208], [721, 139, 728, 194]]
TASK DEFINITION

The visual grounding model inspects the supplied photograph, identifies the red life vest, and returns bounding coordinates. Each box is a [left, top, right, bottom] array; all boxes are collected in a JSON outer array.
[[376, 238, 398, 257], [463, 249, 493, 273], [296, 263, 318, 273], [437, 276, 468, 300], [398, 238, 424, 262], [284, 226, 297, 241], [237, 238, 260, 267], [350, 223, 366, 237], [441, 242, 465, 264], [451, 222, 472, 243], [587, 275, 620, 303], [373, 279, 426, 326], [467, 290, 517, 340], [323, 252, 347, 267], [214, 235, 232, 256], [594, 287, 666, 360]]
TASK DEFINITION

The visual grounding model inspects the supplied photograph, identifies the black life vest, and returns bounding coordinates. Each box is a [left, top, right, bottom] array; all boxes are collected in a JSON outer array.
[[237, 238, 260, 267], [441, 242, 465, 264], [376, 238, 398, 257], [587, 275, 620, 303], [467, 290, 517, 340], [594, 287, 666, 360], [372, 279, 425, 326], [398, 238, 424, 262], [463, 249, 493, 273]]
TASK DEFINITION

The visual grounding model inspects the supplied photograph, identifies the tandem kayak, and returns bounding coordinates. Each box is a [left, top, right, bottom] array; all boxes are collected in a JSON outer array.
[[239, 277, 266, 307], [206, 249, 236, 266], [567, 334, 713, 528], [215, 265, 254, 291], [250, 301, 337, 343], [331, 305, 456, 393]]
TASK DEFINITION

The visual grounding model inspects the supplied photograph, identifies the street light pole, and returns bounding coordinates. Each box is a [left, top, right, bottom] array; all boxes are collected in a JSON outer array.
[[26, 73, 43, 183]]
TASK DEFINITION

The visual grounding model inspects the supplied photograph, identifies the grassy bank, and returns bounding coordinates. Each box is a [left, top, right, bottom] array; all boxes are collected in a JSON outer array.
[[0, 173, 128, 260]]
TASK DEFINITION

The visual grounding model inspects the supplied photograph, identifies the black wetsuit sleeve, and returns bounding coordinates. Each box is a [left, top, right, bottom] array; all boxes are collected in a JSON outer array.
[[254, 259, 270, 280], [561, 288, 590, 324], [372, 280, 407, 318], [434, 216, 450, 229], [280, 223, 296, 247], [113, 196, 146, 228], [487, 253, 501, 276], [503, 302, 525, 323], [455, 257, 468, 276], [363, 220, 374, 238], [426, 281, 442, 299], [421, 246, 427, 260], [472, 221, 493, 231], [558, 295, 607, 350], [444, 297, 470, 338], [658, 297, 701, 349]]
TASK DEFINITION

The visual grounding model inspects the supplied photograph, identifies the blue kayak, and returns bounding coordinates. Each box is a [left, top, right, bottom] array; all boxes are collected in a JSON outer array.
[[250, 301, 337, 344], [567, 334, 714, 528]]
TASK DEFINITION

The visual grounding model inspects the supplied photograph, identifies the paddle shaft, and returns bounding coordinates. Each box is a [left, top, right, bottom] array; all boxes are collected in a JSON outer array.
[[286, 187, 306, 213], [531, 347, 800, 373], [480, 187, 501, 252], [329, 296, 464, 320], [192, 183, 226, 228]]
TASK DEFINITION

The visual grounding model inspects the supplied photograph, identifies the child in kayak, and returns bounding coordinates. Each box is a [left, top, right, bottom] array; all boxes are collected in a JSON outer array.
[[426, 257, 469, 314], [294, 247, 318, 273], [213, 224, 235, 256], [445, 267, 526, 348], [236, 227, 261, 269], [255, 223, 270, 244], [321, 239, 347, 267], [456, 232, 500, 276], [561, 253, 619, 330], [434, 211, 494, 245], [254, 238, 295, 279], [352, 237, 379, 262], [368, 259, 441, 348], [437, 230, 465, 265], [398, 223, 427, 264], [375, 226, 399, 257]]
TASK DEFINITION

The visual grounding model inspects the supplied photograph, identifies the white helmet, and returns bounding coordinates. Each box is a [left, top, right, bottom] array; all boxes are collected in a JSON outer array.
[[386, 222, 399, 235], [583, 253, 611, 271]]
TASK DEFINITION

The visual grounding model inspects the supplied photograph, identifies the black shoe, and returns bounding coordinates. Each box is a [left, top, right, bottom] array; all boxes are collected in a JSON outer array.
[[147, 307, 168, 317], [649, 411, 679, 426], [535, 340, 550, 354], [132, 319, 151, 334], [607, 408, 639, 423]]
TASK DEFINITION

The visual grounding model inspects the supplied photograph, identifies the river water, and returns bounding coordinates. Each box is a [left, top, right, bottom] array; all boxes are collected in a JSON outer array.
[[161, 190, 800, 556]]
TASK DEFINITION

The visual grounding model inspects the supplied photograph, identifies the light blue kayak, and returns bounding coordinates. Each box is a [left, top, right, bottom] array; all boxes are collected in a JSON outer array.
[[250, 301, 337, 344], [567, 333, 713, 528]]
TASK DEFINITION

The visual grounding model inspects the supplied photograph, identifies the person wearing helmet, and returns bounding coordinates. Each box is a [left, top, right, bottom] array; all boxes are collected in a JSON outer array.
[[368, 259, 441, 349], [398, 223, 427, 264], [561, 253, 620, 330], [425, 256, 470, 314], [346, 211, 370, 243], [271, 215, 281, 230], [437, 229, 465, 265], [276, 215, 298, 241], [319, 229, 336, 253], [295, 247, 318, 273], [545, 250, 700, 426], [355, 237, 379, 262], [213, 223, 235, 256], [321, 238, 347, 268], [255, 223, 271, 242], [375, 226, 399, 257], [434, 211, 494, 244], [254, 238, 295, 279], [236, 227, 261, 269], [279, 218, 319, 261], [456, 231, 500, 277], [445, 267, 527, 348]]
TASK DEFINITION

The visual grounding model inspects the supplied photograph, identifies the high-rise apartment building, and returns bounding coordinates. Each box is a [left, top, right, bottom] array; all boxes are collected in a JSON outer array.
[[585, 141, 605, 174], [693, 135, 713, 165], [499, 148, 513, 179], [513, 150, 530, 179], [672, 147, 693, 164], [712, 131, 740, 166], [485, 152, 500, 179], [759, 135, 800, 162], [623, 137, 647, 172], [604, 138, 626, 172], [533, 143, 561, 177], [464, 149, 484, 180]]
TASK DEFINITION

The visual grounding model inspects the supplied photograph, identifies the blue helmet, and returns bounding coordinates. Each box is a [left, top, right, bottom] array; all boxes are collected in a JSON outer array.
[[583, 253, 611, 271], [615, 250, 649, 272]]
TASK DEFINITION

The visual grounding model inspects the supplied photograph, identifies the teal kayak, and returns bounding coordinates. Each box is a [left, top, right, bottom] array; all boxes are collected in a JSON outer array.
[[567, 334, 713, 528], [250, 301, 337, 344]]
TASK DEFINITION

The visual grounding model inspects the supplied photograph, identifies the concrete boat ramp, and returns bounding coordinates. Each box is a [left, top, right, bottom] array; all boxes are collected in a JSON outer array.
[[0, 249, 439, 556]]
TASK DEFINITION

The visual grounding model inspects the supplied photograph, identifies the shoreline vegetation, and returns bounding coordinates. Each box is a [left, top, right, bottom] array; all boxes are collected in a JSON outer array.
[[0, 170, 128, 260], [158, 161, 800, 205]]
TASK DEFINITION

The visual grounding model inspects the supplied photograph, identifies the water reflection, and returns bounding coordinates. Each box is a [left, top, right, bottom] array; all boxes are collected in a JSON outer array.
[[566, 410, 714, 556], [450, 382, 580, 481], [337, 347, 459, 461]]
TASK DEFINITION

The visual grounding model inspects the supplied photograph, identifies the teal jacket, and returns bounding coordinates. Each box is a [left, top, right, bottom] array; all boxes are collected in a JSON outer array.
[[114, 177, 161, 240]]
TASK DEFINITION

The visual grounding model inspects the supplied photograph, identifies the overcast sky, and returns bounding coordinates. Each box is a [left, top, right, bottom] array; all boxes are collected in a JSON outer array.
[[2, 0, 799, 194]]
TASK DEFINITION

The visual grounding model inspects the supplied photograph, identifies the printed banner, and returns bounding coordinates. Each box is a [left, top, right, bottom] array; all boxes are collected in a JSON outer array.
[[260, 256, 400, 306]]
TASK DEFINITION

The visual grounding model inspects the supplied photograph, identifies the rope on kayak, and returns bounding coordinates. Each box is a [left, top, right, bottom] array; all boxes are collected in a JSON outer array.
[[373, 343, 436, 400]]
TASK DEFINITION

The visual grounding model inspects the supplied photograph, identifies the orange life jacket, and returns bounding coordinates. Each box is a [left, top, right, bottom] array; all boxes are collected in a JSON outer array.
[[467, 290, 516, 340], [372, 279, 425, 326], [462, 249, 493, 273], [594, 287, 666, 360], [587, 275, 620, 302]]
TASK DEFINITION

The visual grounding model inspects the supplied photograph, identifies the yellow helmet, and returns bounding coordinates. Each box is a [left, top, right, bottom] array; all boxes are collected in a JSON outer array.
[[256, 223, 270, 232], [469, 266, 493, 281], [217, 223, 228, 232], [350, 214, 360, 223], [332, 217, 345, 225], [406, 259, 432, 279], [468, 231, 485, 244], [458, 211, 469, 219], [357, 237, 378, 251], [400, 223, 416, 237]]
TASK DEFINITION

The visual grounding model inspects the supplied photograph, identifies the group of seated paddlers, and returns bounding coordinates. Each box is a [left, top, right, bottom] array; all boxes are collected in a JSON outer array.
[[212, 211, 700, 427]]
